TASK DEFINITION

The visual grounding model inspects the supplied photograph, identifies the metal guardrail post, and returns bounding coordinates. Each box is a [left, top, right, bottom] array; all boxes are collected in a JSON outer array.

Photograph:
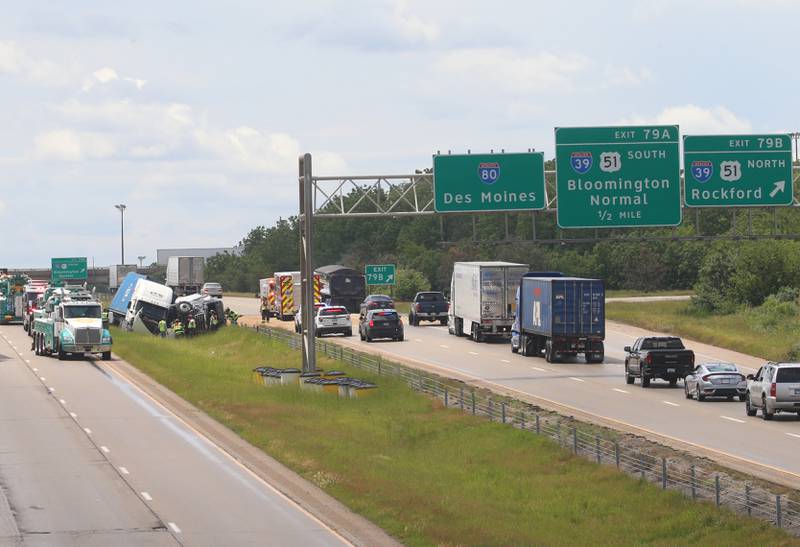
[[715, 475, 720, 507], [614, 441, 620, 469], [535, 414, 540, 435], [471, 391, 476, 415], [572, 428, 577, 454], [501, 402, 506, 424], [777, 495, 782, 529], [595, 435, 601, 464], [691, 465, 696, 500], [640, 454, 645, 480], [377, 354, 382, 376], [488, 399, 493, 421], [444, 387, 449, 407], [460, 387, 464, 411], [662, 457, 667, 489]]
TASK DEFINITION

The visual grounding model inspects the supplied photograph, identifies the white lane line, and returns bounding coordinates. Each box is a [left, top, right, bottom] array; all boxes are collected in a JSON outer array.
[[785, 432, 800, 439], [500, 359, 511, 363], [439, 344, 449, 349], [39, 377, 45, 381], [100, 446, 110, 453], [83, 427, 92, 434], [32, 368, 38, 372], [48, 387, 54, 392], [168, 522, 182, 534], [721, 415, 746, 424], [141, 491, 152, 501], [119, 466, 130, 475], [613, 388, 629, 394], [414, 338, 423, 342], [59, 399, 66, 404], [69, 412, 77, 418], [531, 367, 547, 372], [25, 360, 30, 364], [468, 351, 479, 355], [569, 377, 585, 383], [662, 401, 680, 407]]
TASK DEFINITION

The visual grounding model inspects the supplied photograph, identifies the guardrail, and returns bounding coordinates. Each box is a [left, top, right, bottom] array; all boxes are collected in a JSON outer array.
[[254, 324, 800, 534]]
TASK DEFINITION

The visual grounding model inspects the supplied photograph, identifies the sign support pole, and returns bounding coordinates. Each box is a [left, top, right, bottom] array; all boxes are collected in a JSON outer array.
[[299, 153, 316, 372]]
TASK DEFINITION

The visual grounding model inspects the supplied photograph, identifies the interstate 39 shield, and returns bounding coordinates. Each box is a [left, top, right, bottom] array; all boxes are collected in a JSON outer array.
[[690, 160, 713, 183], [570, 152, 592, 174], [477, 162, 500, 185]]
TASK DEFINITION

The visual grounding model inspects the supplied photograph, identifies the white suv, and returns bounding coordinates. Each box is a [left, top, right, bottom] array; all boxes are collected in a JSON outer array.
[[314, 305, 352, 337], [745, 362, 800, 420]]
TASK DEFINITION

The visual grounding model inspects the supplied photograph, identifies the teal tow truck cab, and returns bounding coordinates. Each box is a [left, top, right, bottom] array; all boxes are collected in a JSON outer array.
[[32, 288, 112, 360]]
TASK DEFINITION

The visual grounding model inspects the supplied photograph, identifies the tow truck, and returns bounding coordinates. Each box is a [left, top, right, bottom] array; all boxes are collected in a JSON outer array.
[[32, 287, 112, 360]]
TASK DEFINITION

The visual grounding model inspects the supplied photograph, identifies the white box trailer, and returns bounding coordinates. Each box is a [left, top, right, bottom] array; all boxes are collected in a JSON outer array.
[[166, 256, 204, 296], [448, 261, 529, 342]]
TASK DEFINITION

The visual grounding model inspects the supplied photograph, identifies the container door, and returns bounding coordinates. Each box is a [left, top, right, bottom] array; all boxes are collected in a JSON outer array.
[[480, 269, 504, 319], [504, 267, 528, 320]]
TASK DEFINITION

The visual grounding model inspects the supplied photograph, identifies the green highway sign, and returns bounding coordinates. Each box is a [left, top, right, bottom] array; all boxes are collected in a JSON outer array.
[[365, 264, 396, 285], [683, 134, 793, 207], [51, 257, 88, 282], [555, 125, 681, 228], [433, 152, 546, 213]]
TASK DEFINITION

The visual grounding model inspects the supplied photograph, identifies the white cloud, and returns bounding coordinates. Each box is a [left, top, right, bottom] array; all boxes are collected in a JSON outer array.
[[621, 105, 752, 134], [603, 66, 652, 87], [194, 126, 299, 173], [434, 49, 591, 93], [391, 0, 439, 44], [124, 77, 147, 90], [0, 41, 66, 85], [33, 129, 116, 161]]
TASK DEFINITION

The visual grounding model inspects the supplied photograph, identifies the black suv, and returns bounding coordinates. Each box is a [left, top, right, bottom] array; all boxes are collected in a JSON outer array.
[[359, 309, 404, 342], [359, 294, 394, 317]]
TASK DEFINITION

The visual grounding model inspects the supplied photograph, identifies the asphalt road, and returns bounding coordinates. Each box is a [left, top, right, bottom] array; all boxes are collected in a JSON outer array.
[[0, 325, 347, 547], [227, 296, 800, 487]]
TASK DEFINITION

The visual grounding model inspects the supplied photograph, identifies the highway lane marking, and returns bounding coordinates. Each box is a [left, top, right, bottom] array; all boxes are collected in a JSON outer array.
[[662, 401, 680, 407], [721, 416, 746, 424], [414, 338, 423, 342], [468, 351, 479, 355], [531, 367, 547, 372], [119, 466, 130, 475], [613, 388, 629, 394], [500, 359, 510, 363], [569, 377, 585, 382], [24, 360, 30, 363], [168, 522, 182, 534], [439, 344, 449, 349], [32, 367, 37, 372], [141, 492, 152, 501], [786, 433, 800, 439], [100, 446, 110, 453], [39, 377, 45, 381], [48, 387, 54, 392], [69, 412, 77, 418], [59, 399, 65, 404], [83, 427, 92, 435]]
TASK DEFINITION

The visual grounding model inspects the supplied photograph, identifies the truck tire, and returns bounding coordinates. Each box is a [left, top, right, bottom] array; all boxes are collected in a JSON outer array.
[[668, 378, 678, 388], [454, 317, 463, 337], [57, 345, 66, 361], [345, 329, 352, 337], [625, 363, 635, 384], [762, 396, 773, 420], [102, 351, 111, 360], [544, 340, 553, 363], [640, 370, 650, 388], [745, 396, 757, 416], [472, 324, 484, 343], [178, 302, 192, 314]]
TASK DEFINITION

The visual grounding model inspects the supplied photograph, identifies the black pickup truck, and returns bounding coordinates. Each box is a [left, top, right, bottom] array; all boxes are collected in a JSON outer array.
[[624, 336, 695, 388], [408, 291, 449, 326]]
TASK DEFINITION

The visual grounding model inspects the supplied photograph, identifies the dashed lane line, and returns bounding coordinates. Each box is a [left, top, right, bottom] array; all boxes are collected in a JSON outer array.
[[612, 388, 629, 394], [168, 522, 182, 534], [662, 401, 680, 407], [569, 377, 585, 383], [721, 416, 746, 424], [141, 492, 153, 501], [119, 467, 130, 475]]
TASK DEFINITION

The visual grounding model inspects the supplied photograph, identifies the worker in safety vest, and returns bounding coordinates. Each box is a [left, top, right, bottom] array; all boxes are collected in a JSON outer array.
[[260, 299, 269, 323], [209, 310, 219, 331], [158, 318, 167, 338], [187, 316, 197, 338], [173, 320, 184, 337]]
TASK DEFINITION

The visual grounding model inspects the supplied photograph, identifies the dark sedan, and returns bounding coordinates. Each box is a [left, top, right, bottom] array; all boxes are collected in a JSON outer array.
[[359, 309, 404, 342]]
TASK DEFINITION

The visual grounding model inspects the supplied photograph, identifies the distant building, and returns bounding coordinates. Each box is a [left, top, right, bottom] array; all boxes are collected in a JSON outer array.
[[156, 247, 241, 266]]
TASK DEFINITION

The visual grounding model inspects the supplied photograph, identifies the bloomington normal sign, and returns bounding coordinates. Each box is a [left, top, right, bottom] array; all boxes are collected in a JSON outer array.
[[555, 125, 682, 228], [433, 152, 546, 213], [683, 134, 793, 207]]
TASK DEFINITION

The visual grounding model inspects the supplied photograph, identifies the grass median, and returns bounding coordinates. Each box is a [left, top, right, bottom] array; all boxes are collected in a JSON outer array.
[[607, 300, 797, 361], [111, 327, 795, 546]]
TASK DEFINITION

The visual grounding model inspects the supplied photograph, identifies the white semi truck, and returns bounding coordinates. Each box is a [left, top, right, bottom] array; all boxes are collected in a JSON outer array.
[[448, 261, 529, 342], [125, 279, 174, 334], [166, 256, 204, 296]]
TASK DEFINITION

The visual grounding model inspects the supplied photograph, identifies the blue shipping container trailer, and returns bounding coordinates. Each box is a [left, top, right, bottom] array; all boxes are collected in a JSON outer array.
[[513, 276, 605, 363], [108, 272, 145, 325]]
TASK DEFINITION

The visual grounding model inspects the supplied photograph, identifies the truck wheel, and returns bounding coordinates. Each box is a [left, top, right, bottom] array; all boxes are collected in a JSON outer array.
[[58, 346, 66, 361], [641, 372, 650, 388], [345, 329, 352, 337], [745, 396, 757, 416], [440, 318, 447, 326], [668, 378, 678, 388], [472, 325, 484, 343], [102, 351, 111, 360], [762, 396, 773, 420], [625, 366, 635, 384], [545, 340, 553, 363]]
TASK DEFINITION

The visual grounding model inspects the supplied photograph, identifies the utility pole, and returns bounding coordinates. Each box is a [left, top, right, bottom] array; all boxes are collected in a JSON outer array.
[[299, 154, 316, 372], [114, 204, 127, 264], [792, 132, 800, 164]]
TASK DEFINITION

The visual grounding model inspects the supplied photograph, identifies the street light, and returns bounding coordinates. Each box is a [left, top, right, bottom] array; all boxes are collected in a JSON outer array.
[[114, 204, 126, 264], [137, 255, 146, 268], [792, 132, 800, 164]]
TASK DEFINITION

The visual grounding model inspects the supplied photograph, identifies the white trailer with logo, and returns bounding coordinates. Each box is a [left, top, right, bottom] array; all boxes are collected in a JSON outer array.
[[448, 261, 529, 342]]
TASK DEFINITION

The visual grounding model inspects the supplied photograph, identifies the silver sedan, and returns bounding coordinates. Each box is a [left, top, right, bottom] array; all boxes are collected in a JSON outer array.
[[684, 362, 747, 402]]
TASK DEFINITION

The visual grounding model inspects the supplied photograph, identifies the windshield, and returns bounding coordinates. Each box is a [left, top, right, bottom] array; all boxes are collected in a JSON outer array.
[[776, 368, 800, 383], [64, 305, 102, 319], [641, 338, 684, 350], [706, 364, 737, 372], [416, 293, 444, 302]]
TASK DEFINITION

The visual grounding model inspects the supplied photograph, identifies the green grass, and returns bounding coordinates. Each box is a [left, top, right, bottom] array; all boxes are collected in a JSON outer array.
[[607, 300, 800, 361], [606, 289, 694, 298], [111, 328, 796, 546]]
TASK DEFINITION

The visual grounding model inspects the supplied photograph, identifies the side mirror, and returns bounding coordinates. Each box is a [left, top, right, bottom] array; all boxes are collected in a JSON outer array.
[[746, 374, 754, 381], [623, 346, 631, 353]]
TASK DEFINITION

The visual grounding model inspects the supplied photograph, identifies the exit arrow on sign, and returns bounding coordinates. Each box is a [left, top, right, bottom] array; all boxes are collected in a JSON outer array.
[[769, 180, 786, 198]]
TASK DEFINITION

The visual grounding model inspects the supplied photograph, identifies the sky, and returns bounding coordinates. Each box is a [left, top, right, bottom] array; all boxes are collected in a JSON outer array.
[[1, 0, 798, 267]]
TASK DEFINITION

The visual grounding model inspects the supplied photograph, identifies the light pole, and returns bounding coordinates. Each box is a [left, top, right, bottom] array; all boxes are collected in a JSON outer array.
[[792, 132, 800, 164], [114, 204, 126, 264], [137, 255, 146, 268]]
